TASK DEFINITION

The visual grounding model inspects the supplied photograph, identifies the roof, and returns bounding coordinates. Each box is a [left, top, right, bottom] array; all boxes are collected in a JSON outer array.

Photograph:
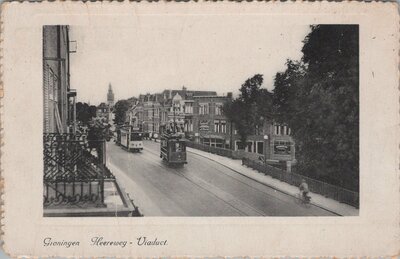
[[97, 102, 108, 108], [129, 88, 219, 106], [162, 89, 217, 100]]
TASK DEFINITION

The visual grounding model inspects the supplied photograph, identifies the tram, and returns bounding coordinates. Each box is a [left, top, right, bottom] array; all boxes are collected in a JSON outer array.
[[117, 126, 144, 152], [159, 126, 187, 165]]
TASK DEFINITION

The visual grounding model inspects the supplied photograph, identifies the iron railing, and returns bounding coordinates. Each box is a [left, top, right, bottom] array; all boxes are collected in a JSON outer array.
[[242, 158, 359, 208], [186, 141, 237, 158], [186, 141, 359, 208], [43, 133, 115, 206]]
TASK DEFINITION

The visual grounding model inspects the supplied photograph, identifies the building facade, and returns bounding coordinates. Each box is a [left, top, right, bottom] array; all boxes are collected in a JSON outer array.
[[43, 25, 77, 134], [96, 102, 109, 122], [125, 87, 295, 163], [42, 26, 136, 216], [191, 93, 232, 148], [231, 121, 295, 163], [126, 87, 217, 136]]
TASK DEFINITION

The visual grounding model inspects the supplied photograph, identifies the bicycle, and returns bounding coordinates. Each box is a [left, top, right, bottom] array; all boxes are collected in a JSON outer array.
[[295, 191, 312, 207]]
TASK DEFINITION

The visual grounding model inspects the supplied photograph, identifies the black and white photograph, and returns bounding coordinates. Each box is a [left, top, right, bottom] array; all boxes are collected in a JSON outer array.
[[2, 2, 399, 258], [42, 23, 359, 217]]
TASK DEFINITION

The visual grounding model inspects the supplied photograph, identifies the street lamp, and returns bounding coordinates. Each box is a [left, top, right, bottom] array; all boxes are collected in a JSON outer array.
[[263, 134, 269, 165]]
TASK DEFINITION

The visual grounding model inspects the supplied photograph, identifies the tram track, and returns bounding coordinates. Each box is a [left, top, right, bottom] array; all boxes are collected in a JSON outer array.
[[186, 150, 342, 216], [142, 146, 267, 216], [142, 141, 336, 216], [107, 141, 336, 216]]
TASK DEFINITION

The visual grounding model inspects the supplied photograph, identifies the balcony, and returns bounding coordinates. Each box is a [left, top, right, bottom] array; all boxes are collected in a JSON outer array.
[[43, 133, 141, 216]]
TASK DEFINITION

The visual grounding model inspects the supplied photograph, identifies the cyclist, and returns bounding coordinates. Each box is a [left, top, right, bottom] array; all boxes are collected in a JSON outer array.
[[299, 179, 310, 201]]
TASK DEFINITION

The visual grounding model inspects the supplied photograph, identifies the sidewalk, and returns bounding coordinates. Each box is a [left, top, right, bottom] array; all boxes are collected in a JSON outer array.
[[187, 147, 359, 216]]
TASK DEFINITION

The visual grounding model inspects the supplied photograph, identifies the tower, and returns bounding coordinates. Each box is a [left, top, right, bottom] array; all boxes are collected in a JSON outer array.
[[107, 83, 114, 107]]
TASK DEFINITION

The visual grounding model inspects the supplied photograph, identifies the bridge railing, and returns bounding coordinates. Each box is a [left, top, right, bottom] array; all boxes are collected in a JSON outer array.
[[186, 141, 359, 208], [186, 141, 237, 158], [242, 158, 359, 208]]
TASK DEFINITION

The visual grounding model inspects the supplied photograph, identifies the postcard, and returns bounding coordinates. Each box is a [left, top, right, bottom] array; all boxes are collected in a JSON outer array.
[[1, 1, 399, 257]]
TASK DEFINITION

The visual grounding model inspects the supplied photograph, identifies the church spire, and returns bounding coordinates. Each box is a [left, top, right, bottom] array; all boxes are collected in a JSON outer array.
[[107, 83, 114, 107]]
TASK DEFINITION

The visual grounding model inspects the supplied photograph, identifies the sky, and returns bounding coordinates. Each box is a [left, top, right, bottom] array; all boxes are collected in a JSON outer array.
[[69, 16, 310, 105]]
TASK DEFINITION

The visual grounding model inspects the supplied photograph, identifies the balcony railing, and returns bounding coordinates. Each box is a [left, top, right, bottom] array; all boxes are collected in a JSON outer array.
[[43, 133, 115, 207]]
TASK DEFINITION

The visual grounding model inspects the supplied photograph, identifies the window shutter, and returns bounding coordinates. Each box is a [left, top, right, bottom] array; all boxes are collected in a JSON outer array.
[[43, 64, 50, 133]]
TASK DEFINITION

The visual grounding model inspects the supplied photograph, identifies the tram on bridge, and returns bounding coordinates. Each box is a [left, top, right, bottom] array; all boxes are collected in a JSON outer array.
[[159, 126, 187, 165], [116, 126, 144, 152]]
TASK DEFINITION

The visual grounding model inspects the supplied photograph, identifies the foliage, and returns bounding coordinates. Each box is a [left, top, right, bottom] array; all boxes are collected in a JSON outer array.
[[113, 99, 131, 125], [273, 25, 359, 191], [86, 119, 112, 159], [87, 119, 111, 140], [76, 102, 97, 125], [223, 74, 274, 149]]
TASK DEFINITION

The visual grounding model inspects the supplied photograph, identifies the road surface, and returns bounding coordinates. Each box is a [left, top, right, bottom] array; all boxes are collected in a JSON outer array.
[[106, 140, 336, 216]]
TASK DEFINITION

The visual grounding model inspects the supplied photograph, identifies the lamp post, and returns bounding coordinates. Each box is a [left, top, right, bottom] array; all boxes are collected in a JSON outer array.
[[263, 134, 269, 165]]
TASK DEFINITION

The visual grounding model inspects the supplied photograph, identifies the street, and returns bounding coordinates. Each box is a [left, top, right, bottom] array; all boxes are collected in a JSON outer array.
[[106, 140, 336, 216]]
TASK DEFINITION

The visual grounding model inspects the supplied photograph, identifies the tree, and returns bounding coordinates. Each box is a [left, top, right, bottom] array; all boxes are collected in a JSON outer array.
[[87, 119, 112, 161], [113, 100, 131, 125], [88, 105, 97, 118], [273, 60, 306, 124], [223, 99, 250, 149], [273, 25, 359, 191], [223, 74, 274, 150], [76, 102, 97, 125]]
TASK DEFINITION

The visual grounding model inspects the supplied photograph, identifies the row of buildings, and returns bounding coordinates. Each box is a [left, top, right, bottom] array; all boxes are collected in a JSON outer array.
[[125, 87, 296, 163]]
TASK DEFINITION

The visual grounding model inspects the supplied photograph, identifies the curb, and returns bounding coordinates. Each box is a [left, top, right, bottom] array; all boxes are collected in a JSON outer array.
[[187, 148, 343, 216]]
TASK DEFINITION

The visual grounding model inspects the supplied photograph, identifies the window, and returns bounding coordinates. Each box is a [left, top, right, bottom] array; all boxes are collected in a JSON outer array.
[[214, 120, 220, 133], [130, 133, 143, 141], [255, 125, 261, 135], [235, 141, 254, 152], [185, 120, 193, 132], [216, 139, 224, 148], [185, 103, 193, 114], [215, 103, 223, 115], [210, 138, 224, 148], [274, 125, 280, 135], [213, 120, 226, 133], [199, 103, 209, 115], [256, 141, 264, 154], [202, 138, 210, 146], [274, 124, 291, 135], [48, 69, 55, 101], [172, 142, 185, 152], [53, 75, 58, 101], [221, 121, 227, 133]]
